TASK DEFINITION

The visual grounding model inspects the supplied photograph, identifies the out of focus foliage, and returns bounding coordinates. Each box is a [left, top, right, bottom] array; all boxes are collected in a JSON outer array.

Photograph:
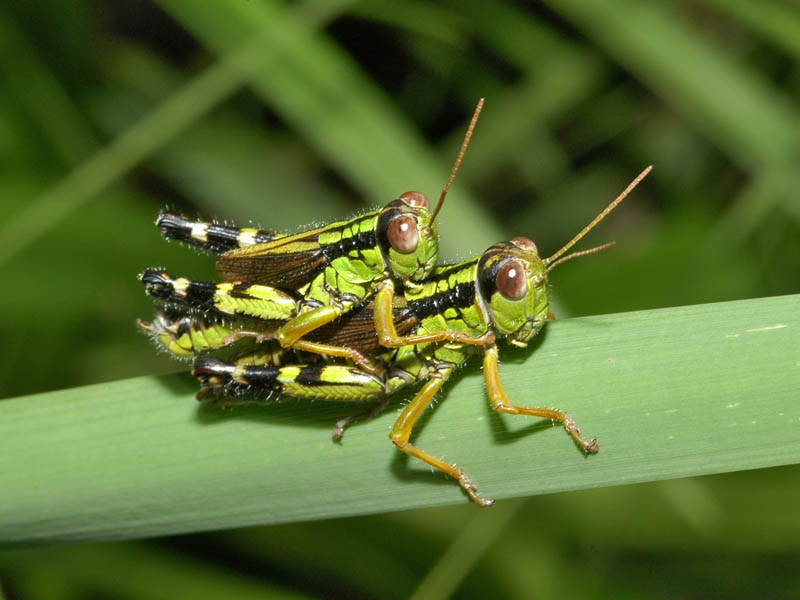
[[1, 1, 799, 598]]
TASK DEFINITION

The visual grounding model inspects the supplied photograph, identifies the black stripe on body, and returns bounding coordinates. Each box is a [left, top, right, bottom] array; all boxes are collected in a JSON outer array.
[[319, 229, 377, 264], [182, 280, 220, 309], [290, 227, 376, 289], [407, 282, 476, 320], [240, 364, 283, 388], [193, 358, 283, 389], [432, 261, 478, 280], [206, 224, 275, 251], [157, 212, 276, 253], [295, 365, 328, 387], [140, 270, 216, 310], [228, 282, 263, 299]]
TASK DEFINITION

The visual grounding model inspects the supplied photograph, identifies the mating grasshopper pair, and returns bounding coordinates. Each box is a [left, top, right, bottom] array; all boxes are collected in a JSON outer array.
[[138, 100, 651, 505]]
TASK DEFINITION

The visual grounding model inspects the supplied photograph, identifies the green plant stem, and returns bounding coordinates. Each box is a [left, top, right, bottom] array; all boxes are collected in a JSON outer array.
[[1, 295, 798, 545]]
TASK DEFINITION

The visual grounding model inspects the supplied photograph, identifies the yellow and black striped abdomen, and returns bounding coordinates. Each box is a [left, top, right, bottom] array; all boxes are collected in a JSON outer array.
[[192, 359, 385, 403]]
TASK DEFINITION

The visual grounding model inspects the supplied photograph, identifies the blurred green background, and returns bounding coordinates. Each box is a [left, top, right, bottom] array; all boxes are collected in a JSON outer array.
[[1, 0, 799, 598]]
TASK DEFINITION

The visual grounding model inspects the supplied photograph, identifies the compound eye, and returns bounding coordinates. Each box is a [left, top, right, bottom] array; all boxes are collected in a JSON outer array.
[[387, 215, 419, 254], [399, 191, 429, 209], [496, 259, 527, 300], [510, 236, 537, 253]]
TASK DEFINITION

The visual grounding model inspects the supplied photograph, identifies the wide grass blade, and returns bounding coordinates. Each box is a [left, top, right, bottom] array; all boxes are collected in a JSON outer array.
[[1, 294, 798, 545]]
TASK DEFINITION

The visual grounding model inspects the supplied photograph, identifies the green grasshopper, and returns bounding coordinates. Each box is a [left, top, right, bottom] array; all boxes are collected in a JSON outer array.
[[189, 167, 653, 506], [140, 100, 487, 374]]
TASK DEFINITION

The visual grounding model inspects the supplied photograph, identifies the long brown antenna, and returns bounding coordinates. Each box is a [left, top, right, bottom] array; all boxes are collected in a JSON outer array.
[[543, 242, 616, 276], [543, 165, 652, 266], [430, 98, 484, 222]]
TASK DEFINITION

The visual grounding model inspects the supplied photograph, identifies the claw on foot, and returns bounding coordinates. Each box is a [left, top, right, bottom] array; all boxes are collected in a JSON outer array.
[[564, 417, 599, 454], [584, 438, 599, 454], [331, 418, 349, 440], [458, 471, 495, 507]]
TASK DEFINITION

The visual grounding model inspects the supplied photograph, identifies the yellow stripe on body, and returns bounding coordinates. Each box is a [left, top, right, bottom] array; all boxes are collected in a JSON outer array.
[[237, 228, 259, 247], [191, 222, 209, 243]]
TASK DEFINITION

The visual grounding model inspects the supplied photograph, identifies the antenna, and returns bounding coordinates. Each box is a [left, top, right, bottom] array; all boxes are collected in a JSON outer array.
[[543, 165, 652, 266], [543, 242, 616, 276], [430, 98, 484, 222]]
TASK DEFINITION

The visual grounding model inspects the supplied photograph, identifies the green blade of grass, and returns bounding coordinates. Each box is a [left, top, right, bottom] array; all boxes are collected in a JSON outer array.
[[0, 12, 97, 165], [704, 0, 800, 60], [544, 0, 799, 170], [1, 294, 798, 545]]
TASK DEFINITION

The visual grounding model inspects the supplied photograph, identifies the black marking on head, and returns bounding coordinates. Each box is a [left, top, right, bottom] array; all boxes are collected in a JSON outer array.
[[376, 201, 415, 257], [477, 243, 514, 303]]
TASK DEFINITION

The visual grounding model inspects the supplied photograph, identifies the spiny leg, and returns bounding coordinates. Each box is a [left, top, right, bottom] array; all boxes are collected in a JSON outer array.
[[389, 367, 494, 507], [482, 345, 598, 453], [374, 283, 496, 349]]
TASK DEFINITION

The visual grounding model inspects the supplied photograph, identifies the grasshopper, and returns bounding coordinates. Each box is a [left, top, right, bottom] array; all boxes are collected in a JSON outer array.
[[140, 100, 487, 373], [189, 167, 653, 505]]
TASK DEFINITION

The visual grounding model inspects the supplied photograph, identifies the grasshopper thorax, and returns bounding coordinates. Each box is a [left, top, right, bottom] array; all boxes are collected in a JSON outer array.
[[376, 191, 439, 284], [477, 237, 549, 348]]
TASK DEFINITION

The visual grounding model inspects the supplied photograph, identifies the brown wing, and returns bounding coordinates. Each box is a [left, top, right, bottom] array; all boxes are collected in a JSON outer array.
[[216, 226, 328, 287], [308, 297, 417, 357]]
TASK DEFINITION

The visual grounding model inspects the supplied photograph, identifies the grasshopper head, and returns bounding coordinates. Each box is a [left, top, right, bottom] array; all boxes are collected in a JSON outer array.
[[477, 237, 550, 347], [379, 99, 486, 286], [377, 191, 439, 284], [478, 166, 653, 347]]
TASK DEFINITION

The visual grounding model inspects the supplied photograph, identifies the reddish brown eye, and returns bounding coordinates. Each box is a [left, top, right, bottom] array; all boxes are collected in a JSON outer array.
[[511, 236, 537, 253], [399, 191, 429, 209], [496, 260, 527, 300], [387, 215, 419, 254]]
